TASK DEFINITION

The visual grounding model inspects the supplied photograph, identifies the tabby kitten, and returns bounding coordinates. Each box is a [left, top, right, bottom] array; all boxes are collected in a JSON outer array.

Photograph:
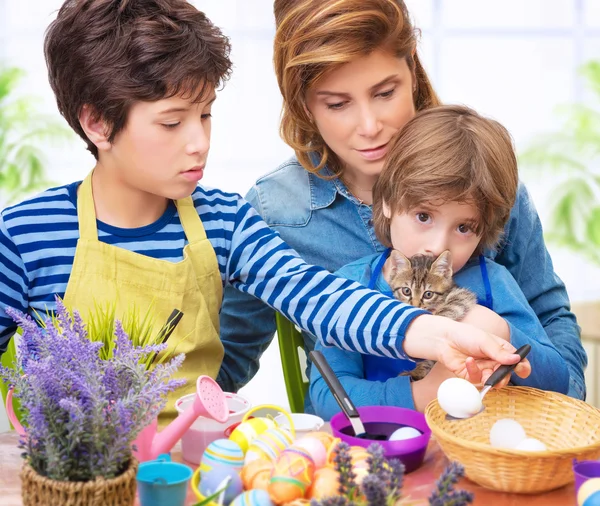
[[385, 250, 477, 381]]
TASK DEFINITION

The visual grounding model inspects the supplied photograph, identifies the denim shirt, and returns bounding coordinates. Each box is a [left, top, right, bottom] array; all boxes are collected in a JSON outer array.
[[217, 156, 587, 401], [310, 253, 571, 420]]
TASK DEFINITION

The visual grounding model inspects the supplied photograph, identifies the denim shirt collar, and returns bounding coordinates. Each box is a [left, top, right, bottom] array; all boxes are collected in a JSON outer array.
[[308, 153, 366, 210]]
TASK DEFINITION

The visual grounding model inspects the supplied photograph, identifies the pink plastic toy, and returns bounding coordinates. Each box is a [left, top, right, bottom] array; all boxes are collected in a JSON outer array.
[[6, 375, 229, 463]]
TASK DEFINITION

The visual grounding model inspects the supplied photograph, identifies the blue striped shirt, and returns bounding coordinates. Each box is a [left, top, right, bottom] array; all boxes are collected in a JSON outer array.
[[0, 181, 426, 358]]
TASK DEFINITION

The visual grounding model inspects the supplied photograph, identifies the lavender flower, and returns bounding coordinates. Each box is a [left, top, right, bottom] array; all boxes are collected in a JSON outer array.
[[333, 442, 357, 497], [429, 462, 474, 506], [387, 458, 405, 492], [0, 299, 185, 482], [311, 497, 352, 506], [361, 474, 387, 506]]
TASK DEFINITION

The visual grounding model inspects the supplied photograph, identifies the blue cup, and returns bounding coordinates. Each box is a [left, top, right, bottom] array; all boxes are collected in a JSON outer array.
[[137, 454, 193, 506]]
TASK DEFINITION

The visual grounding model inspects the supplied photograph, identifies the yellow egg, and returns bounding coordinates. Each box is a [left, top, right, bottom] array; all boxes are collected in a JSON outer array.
[[245, 427, 293, 464], [579, 478, 600, 505], [307, 467, 340, 499], [229, 418, 276, 453], [240, 459, 273, 490]]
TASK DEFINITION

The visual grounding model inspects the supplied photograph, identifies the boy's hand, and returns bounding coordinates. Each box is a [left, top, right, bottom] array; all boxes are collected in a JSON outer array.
[[404, 315, 531, 381]]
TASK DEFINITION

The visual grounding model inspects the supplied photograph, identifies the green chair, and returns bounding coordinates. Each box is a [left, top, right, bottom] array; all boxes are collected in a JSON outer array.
[[276, 313, 309, 413], [1, 337, 21, 429]]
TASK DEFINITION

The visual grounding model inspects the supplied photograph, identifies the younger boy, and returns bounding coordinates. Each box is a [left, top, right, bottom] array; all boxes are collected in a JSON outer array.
[[0, 1, 523, 422], [310, 105, 569, 419]]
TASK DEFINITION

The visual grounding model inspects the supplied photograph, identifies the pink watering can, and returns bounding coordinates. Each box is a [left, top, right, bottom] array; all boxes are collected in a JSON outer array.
[[5, 375, 229, 463], [5, 388, 23, 437], [132, 375, 229, 462]]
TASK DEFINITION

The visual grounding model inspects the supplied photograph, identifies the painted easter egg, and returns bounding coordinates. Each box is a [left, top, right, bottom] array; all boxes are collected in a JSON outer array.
[[199, 465, 243, 505], [579, 478, 600, 506], [349, 446, 371, 485], [307, 467, 340, 499], [268, 478, 308, 504], [241, 459, 273, 490], [200, 439, 245, 473], [272, 447, 315, 480], [230, 489, 274, 506], [304, 431, 335, 451], [245, 427, 293, 464], [230, 417, 276, 453], [292, 437, 327, 469], [325, 438, 343, 466], [269, 447, 316, 503]]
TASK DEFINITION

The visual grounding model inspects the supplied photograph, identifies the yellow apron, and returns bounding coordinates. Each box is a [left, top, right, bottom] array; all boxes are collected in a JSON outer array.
[[64, 172, 224, 424]]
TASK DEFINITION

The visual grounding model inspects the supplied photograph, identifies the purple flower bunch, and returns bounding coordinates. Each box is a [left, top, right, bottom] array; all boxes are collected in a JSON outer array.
[[311, 442, 473, 506], [0, 298, 185, 482]]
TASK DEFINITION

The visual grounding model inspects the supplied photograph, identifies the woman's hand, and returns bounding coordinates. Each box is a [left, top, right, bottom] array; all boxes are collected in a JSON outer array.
[[403, 314, 531, 381]]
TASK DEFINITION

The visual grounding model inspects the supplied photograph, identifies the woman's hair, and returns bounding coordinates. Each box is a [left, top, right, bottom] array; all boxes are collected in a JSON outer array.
[[372, 105, 518, 251], [273, 0, 440, 177], [45, 0, 232, 159]]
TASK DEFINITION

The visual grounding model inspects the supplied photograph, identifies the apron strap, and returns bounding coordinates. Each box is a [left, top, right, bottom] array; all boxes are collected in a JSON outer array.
[[478, 254, 494, 310], [369, 248, 392, 290], [175, 196, 207, 243], [77, 172, 99, 240], [78, 171, 206, 244]]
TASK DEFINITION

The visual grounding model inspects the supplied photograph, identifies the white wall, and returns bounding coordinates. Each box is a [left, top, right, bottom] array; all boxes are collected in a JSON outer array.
[[1, 0, 599, 431]]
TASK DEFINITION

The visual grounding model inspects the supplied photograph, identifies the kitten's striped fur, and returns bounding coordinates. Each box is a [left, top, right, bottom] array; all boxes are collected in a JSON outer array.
[[386, 250, 477, 381]]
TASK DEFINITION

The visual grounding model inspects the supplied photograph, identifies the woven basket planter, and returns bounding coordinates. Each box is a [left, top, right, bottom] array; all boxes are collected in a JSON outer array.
[[20, 459, 138, 506]]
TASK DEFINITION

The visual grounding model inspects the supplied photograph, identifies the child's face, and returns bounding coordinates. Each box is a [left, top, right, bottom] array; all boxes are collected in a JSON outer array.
[[385, 200, 482, 272], [102, 87, 216, 200]]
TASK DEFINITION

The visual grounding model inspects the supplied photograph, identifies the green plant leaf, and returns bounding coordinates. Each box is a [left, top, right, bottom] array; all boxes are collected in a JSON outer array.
[[519, 58, 600, 266], [586, 207, 600, 246], [0, 65, 72, 204]]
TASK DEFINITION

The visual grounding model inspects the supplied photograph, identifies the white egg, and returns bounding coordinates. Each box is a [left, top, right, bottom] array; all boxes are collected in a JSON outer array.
[[437, 378, 482, 419], [514, 437, 547, 452], [389, 426, 421, 441], [489, 418, 527, 449]]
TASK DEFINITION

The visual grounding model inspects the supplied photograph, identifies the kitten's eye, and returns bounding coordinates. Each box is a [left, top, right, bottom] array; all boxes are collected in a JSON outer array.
[[401, 287, 411, 297], [417, 212, 431, 223], [423, 291, 434, 300]]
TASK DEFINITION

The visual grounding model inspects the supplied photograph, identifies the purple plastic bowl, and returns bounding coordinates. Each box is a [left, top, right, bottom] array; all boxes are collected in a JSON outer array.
[[574, 459, 600, 494], [330, 406, 431, 473]]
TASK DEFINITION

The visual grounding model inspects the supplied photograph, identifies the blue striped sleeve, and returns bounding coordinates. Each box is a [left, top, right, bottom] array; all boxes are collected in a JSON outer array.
[[224, 197, 428, 359], [0, 212, 29, 354]]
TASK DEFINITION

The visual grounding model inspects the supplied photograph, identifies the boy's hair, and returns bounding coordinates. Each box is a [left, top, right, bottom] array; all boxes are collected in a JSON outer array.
[[273, 0, 440, 178], [372, 105, 518, 251], [44, 0, 232, 159]]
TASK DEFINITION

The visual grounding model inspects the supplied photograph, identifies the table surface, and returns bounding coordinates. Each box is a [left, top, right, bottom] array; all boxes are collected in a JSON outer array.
[[0, 429, 576, 506]]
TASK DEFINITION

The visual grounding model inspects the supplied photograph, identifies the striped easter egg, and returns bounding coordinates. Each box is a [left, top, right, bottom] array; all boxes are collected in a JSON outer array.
[[229, 418, 276, 453], [199, 438, 244, 473], [245, 427, 293, 464], [230, 489, 274, 506]]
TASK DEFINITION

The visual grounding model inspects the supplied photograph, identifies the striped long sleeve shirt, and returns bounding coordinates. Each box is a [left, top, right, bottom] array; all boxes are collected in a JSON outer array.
[[0, 181, 426, 362]]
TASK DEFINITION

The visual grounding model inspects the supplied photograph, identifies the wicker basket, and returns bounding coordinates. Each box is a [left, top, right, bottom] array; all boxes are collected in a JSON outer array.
[[425, 386, 600, 494], [20, 459, 138, 506]]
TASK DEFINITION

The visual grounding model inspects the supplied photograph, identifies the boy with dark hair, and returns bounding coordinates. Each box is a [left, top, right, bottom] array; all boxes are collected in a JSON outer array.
[[0, 1, 525, 421]]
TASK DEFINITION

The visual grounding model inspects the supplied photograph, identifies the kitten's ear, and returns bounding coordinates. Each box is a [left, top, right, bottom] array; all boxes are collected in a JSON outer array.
[[389, 249, 411, 274], [431, 250, 453, 278]]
